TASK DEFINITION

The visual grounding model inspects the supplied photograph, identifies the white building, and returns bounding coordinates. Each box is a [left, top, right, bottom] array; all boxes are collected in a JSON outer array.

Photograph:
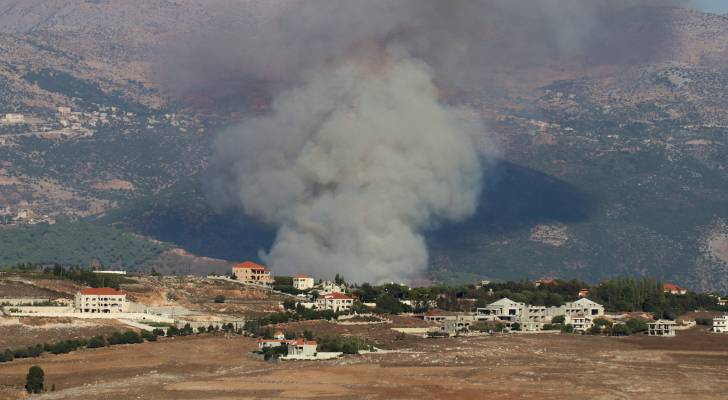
[[318, 281, 344, 294], [565, 314, 593, 332], [286, 339, 317, 357], [293, 275, 315, 290], [316, 292, 353, 312], [476, 297, 605, 331], [92, 270, 127, 275], [563, 298, 605, 318], [712, 315, 728, 333], [477, 297, 525, 321], [232, 261, 274, 285], [2, 113, 24, 124], [648, 320, 676, 336], [57, 106, 72, 117], [257, 339, 290, 349], [74, 287, 128, 313]]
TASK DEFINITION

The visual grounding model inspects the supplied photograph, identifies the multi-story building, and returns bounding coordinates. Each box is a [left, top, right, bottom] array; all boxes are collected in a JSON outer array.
[[563, 298, 605, 318], [317, 281, 344, 294], [316, 292, 353, 312], [74, 287, 128, 313], [293, 274, 315, 290], [477, 297, 525, 322], [648, 320, 676, 336], [712, 315, 728, 333], [232, 261, 274, 285], [477, 297, 605, 331], [565, 314, 593, 332]]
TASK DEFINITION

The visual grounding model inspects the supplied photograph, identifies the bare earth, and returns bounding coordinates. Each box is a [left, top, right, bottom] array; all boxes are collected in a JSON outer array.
[[0, 326, 726, 400]]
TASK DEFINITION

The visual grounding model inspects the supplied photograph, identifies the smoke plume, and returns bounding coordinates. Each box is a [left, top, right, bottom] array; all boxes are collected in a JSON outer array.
[[209, 53, 484, 283], [193, 0, 683, 283]]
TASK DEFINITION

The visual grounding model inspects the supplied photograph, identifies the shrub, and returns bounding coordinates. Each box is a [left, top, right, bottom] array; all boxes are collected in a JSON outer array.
[[48, 340, 81, 355], [180, 324, 194, 335], [593, 317, 613, 328], [561, 324, 574, 333], [551, 315, 565, 324], [587, 325, 602, 335], [124, 331, 143, 344], [626, 318, 649, 333], [214, 295, 225, 303], [510, 322, 521, 331], [695, 317, 713, 326], [0, 349, 14, 363], [610, 324, 631, 336], [197, 326, 207, 334], [25, 366, 44, 394], [87, 336, 106, 348]]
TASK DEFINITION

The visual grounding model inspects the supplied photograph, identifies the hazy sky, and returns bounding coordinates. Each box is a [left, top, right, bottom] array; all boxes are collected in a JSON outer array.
[[690, 0, 728, 13]]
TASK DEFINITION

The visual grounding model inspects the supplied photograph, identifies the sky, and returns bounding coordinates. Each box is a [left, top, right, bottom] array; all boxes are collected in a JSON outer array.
[[690, 0, 728, 13]]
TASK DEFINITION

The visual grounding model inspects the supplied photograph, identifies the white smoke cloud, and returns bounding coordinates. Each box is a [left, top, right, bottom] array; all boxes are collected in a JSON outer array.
[[209, 54, 485, 283], [199, 0, 681, 283]]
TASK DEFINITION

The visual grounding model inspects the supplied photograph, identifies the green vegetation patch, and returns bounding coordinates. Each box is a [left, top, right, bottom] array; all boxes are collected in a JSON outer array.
[[0, 221, 168, 268]]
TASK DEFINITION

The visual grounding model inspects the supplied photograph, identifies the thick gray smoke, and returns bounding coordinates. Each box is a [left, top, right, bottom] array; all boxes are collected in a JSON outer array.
[[161, 0, 681, 103], [193, 0, 683, 283], [210, 54, 484, 283]]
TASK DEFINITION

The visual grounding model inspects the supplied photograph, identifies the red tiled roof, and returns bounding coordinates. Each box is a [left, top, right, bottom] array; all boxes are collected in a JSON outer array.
[[79, 287, 124, 296], [290, 339, 317, 346], [324, 292, 353, 300], [663, 283, 685, 290], [233, 261, 268, 271], [294, 274, 312, 279], [257, 339, 317, 346]]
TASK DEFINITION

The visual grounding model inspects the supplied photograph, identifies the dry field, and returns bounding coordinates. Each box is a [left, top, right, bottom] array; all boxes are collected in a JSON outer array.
[[0, 324, 726, 399], [0, 317, 130, 349]]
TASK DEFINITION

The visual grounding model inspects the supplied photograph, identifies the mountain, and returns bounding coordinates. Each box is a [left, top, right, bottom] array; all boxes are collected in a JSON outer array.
[[0, 2, 727, 291]]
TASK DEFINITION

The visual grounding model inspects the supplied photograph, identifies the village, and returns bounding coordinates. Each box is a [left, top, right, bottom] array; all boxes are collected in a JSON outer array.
[[0, 261, 727, 398], [1, 261, 727, 365]]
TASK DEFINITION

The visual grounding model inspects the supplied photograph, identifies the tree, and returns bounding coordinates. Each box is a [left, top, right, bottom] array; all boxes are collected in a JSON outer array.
[[283, 299, 297, 310], [593, 317, 613, 328], [375, 293, 403, 314], [626, 318, 648, 333], [551, 315, 565, 324], [25, 366, 44, 394], [611, 324, 631, 336], [511, 322, 521, 331], [587, 325, 602, 335]]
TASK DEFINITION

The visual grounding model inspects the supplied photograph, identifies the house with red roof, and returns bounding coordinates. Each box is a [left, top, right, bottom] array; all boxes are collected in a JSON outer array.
[[316, 292, 354, 312], [74, 287, 128, 313], [293, 274, 315, 290], [663, 283, 687, 295], [232, 261, 274, 286]]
